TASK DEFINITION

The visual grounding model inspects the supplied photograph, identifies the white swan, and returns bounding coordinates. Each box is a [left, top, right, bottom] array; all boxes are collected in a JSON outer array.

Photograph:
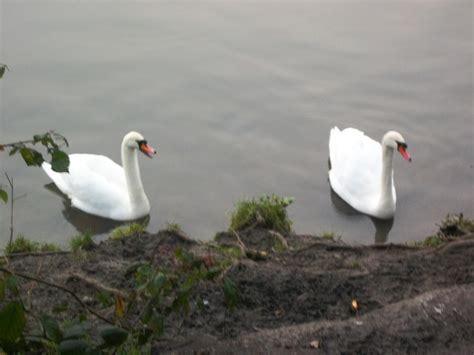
[[42, 131, 157, 221], [328, 127, 411, 219]]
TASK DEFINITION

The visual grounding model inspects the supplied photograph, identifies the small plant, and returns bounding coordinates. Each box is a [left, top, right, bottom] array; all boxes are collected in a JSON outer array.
[[229, 194, 294, 233], [0, 271, 129, 353], [206, 242, 243, 259], [111, 223, 145, 240], [319, 231, 337, 241], [344, 259, 362, 269], [4, 235, 61, 254], [70, 231, 94, 253], [164, 222, 184, 234], [410, 214, 474, 248]]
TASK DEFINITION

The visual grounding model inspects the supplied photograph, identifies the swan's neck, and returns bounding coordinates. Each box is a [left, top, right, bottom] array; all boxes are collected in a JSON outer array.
[[378, 144, 395, 214], [121, 143, 149, 212]]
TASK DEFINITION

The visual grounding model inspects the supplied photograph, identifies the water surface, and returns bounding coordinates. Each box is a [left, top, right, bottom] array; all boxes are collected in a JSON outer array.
[[1, 1, 472, 246]]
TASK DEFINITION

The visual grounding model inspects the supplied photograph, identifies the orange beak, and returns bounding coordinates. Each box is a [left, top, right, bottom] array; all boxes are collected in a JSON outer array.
[[398, 145, 412, 162], [139, 143, 157, 158]]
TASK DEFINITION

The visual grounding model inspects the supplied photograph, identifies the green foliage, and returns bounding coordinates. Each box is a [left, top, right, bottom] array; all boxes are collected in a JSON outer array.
[[223, 278, 239, 310], [0, 189, 7, 203], [165, 222, 184, 234], [130, 248, 228, 343], [40, 315, 63, 343], [437, 213, 474, 236], [0, 63, 8, 79], [410, 214, 474, 248], [70, 231, 94, 253], [0, 301, 26, 344], [57, 339, 89, 354], [0, 130, 70, 202], [4, 235, 61, 254], [207, 242, 243, 259], [229, 194, 294, 233], [0, 131, 69, 172], [100, 326, 129, 347], [111, 223, 145, 240], [319, 231, 338, 241]]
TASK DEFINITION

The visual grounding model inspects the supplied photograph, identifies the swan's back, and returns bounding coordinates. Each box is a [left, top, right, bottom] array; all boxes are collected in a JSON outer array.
[[329, 127, 385, 215], [42, 154, 129, 219]]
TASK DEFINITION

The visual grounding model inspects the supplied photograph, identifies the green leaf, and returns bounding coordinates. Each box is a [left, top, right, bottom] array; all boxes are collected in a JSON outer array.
[[0, 278, 5, 300], [9, 146, 19, 156], [223, 278, 239, 310], [20, 147, 44, 167], [148, 313, 164, 336], [0, 65, 5, 79], [0, 301, 26, 343], [100, 326, 128, 347], [151, 272, 166, 293], [5, 275, 21, 297], [40, 315, 63, 343], [0, 188, 7, 203], [63, 324, 86, 340], [58, 338, 89, 355], [51, 149, 70, 173]]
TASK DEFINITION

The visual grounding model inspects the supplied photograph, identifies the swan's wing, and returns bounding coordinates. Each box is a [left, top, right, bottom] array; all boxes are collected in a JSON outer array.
[[69, 154, 126, 186], [42, 154, 128, 219], [329, 127, 382, 211]]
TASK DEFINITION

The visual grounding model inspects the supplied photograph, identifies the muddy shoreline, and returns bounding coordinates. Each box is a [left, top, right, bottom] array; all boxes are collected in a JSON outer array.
[[3, 223, 474, 354]]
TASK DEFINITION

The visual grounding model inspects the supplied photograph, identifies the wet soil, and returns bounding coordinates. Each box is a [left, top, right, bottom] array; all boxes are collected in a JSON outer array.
[[4, 227, 474, 354]]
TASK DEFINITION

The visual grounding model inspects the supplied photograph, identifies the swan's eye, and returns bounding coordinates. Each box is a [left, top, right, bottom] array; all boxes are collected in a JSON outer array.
[[136, 139, 147, 148], [396, 141, 407, 149]]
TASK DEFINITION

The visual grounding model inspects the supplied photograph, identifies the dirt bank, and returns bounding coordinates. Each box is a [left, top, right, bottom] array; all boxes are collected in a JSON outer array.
[[3, 225, 474, 354]]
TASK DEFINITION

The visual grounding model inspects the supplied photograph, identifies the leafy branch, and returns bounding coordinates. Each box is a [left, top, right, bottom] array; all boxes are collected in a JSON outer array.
[[0, 63, 9, 79], [0, 131, 70, 172], [0, 131, 70, 204]]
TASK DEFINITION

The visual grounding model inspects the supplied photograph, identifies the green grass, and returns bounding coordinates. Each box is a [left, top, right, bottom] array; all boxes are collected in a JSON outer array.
[[411, 235, 445, 248], [70, 231, 94, 253], [5, 235, 61, 254], [410, 214, 474, 248], [207, 242, 243, 259], [164, 222, 184, 234], [229, 194, 294, 233], [319, 231, 337, 241], [344, 259, 362, 269], [272, 237, 288, 253], [111, 223, 145, 240]]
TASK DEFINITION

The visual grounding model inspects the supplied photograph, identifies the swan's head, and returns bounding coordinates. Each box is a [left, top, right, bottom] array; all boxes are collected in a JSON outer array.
[[123, 131, 157, 158], [382, 131, 412, 162]]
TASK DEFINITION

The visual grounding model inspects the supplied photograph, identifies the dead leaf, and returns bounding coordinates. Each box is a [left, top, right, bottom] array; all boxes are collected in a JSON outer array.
[[352, 299, 359, 311], [310, 340, 320, 349], [115, 294, 126, 319]]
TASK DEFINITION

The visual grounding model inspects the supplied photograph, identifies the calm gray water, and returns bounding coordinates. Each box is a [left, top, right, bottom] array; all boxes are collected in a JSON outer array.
[[1, 1, 473, 247]]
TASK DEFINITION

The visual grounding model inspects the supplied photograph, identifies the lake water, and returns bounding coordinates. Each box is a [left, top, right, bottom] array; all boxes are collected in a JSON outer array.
[[1, 1, 472, 247]]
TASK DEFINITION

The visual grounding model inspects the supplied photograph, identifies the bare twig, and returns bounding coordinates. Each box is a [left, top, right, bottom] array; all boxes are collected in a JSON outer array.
[[268, 230, 289, 249], [0, 266, 117, 327], [0, 130, 68, 148], [5, 173, 14, 247], [231, 230, 247, 254], [6, 251, 70, 258], [217, 260, 240, 283], [66, 272, 129, 299]]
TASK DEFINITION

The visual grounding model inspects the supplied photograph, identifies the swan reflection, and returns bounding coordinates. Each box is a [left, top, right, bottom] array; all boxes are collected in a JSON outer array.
[[44, 183, 149, 238], [330, 188, 394, 243]]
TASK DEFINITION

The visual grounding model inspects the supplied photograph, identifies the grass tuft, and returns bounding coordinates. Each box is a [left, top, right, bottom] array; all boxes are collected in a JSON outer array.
[[229, 194, 294, 233], [164, 222, 184, 234], [111, 223, 145, 240], [5, 235, 61, 254], [70, 231, 94, 253], [410, 213, 474, 248], [319, 231, 337, 241]]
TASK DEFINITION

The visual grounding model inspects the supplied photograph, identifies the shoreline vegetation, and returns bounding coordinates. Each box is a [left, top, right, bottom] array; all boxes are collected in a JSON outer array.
[[1, 196, 473, 353]]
